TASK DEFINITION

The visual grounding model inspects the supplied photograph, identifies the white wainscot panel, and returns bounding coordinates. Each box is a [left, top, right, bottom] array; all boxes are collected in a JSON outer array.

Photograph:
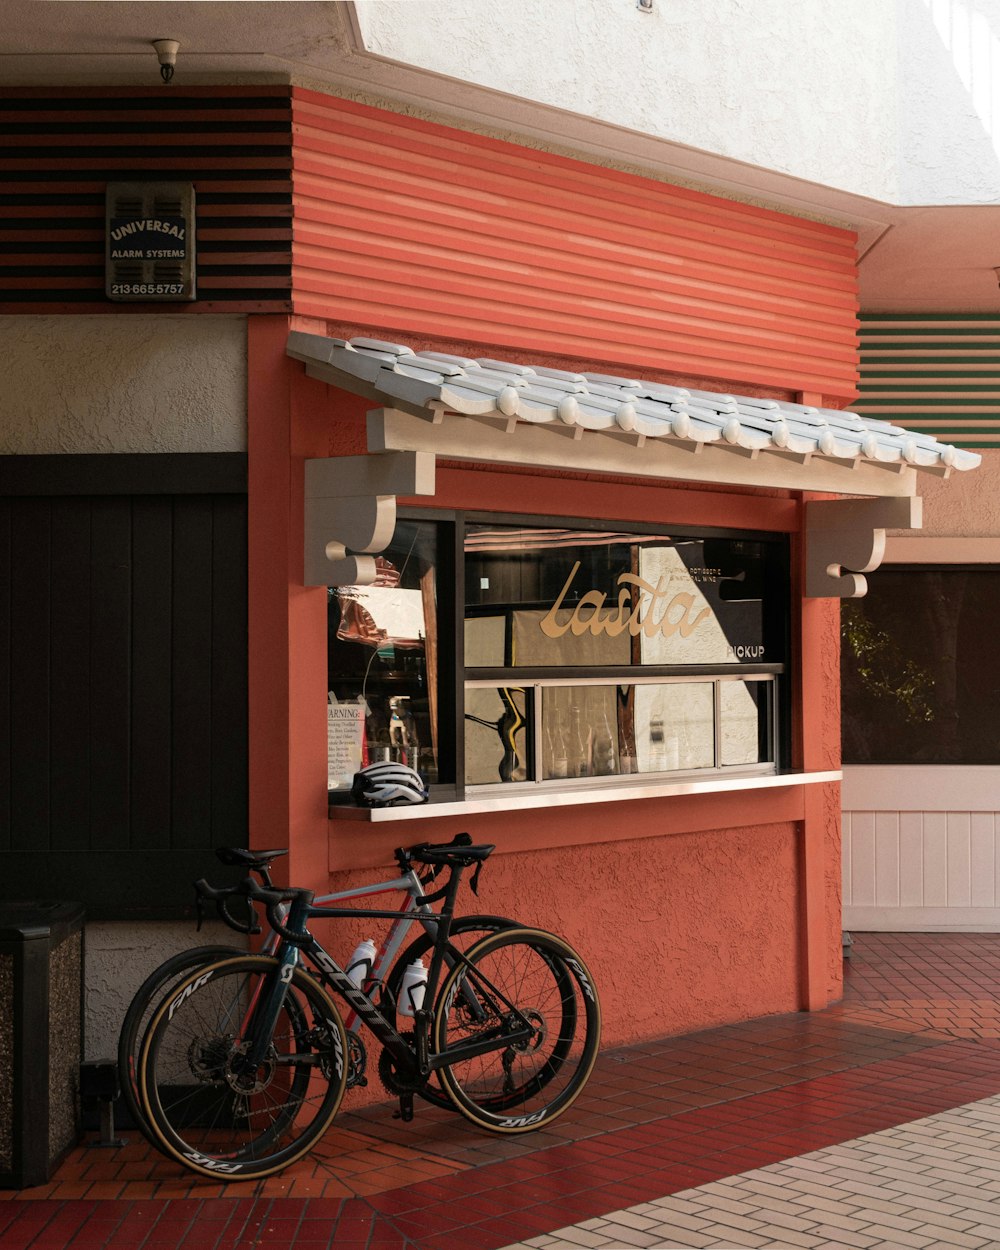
[[946, 812, 972, 908], [874, 812, 900, 908], [899, 811, 924, 907], [849, 811, 876, 909], [842, 767, 1000, 932], [971, 813, 996, 908], [922, 812, 948, 908]]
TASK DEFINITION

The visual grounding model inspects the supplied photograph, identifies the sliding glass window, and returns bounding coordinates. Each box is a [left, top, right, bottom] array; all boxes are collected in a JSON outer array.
[[463, 524, 787, 790]]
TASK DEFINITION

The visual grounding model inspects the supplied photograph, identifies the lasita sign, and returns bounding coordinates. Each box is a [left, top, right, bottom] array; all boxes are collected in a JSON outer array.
[[539, 560, 710, 641]]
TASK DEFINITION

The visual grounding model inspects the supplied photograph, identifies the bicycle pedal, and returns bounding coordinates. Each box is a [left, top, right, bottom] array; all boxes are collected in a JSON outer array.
[[395, 1093, 414, 1122]]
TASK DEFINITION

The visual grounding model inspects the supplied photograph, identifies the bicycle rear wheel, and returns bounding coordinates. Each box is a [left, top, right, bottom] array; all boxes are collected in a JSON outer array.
[[138, 956, 347, 1180], [433, 928, 600, 1133], [383, 914, 519, 1109], [118, 944, 242, 1136]]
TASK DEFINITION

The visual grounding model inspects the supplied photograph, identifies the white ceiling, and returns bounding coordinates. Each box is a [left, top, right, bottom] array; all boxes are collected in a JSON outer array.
[[2, 1, 1000, 315]]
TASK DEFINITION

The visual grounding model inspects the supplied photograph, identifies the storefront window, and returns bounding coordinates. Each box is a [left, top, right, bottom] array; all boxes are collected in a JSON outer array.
[[464, 527, 773, 669], [842, 567, 1000, 764], [329, 516, 786, 799]]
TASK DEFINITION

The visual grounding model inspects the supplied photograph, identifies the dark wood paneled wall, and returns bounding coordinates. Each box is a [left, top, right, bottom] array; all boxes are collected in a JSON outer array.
[[0, 455, 248, 917], [0, 88, 292, 314]]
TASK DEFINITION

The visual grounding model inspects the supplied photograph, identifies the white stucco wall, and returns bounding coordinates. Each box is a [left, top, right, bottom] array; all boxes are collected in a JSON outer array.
[[84, 921, 246, 1062], [355, 0, 1000, 207], [355, 0, 898, 201], [0, 315, 247, 454], [897, 0, 1000, 205]]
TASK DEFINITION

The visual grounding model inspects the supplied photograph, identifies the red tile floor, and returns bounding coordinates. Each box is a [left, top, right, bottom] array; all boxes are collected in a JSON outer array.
[[5, 932, 1000, 1249]]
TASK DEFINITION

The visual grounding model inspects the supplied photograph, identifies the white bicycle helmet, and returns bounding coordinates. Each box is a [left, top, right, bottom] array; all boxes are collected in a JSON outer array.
[[351, 761, 429, 807]]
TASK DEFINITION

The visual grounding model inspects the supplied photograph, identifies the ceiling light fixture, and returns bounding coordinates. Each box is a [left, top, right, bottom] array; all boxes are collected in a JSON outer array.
[[152, 39, 179, 84]]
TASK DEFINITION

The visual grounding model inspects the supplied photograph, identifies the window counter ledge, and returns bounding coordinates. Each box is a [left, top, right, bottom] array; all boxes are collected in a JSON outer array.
[[329, 769, 842, 822]]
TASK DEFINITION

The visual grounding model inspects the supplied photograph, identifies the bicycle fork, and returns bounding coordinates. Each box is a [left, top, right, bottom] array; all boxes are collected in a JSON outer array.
[[240, 947, 301, 1071]]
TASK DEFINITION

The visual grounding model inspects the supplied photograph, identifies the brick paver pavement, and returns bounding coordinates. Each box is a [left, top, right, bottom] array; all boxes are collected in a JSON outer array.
[[3, 932, 1000, 1249]]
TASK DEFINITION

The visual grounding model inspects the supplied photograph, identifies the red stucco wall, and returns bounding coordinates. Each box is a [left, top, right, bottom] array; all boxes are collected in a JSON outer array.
[[248, 317, 843, 1092], [291, 90, 859, 404], [323, 810, 806, 1041]]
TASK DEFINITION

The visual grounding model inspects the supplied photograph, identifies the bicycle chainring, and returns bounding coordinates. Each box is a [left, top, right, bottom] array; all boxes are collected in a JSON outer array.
[[377, 1034, 424, 1096]]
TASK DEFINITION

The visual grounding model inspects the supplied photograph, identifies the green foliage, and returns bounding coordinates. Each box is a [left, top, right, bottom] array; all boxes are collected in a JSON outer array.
[[841, 603, 935, 724]]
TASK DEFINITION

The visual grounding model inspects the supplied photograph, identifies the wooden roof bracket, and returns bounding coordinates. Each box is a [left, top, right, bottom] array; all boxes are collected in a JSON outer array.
[[303, 448, 436, 586], [805, 495, 922, 598]]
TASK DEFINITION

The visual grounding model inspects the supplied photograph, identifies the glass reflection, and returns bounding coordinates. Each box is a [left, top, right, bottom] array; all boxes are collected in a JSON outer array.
[[633, 684, 714, 772], [540, 683, 715, 780], [720, 680, 770, 766], [327, 521, 441, 792], [465, 686, 529, 785], [541, 686, 619, 779], [464, 525, 770, 670]]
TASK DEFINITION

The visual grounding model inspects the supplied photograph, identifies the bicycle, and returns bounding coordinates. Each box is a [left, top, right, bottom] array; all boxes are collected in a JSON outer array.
[[133, 837, 601, 1180], [118, 837, 518, 1136]]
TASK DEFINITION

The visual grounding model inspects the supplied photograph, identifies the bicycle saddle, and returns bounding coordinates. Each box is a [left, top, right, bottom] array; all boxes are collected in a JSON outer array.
[[215, 847, 289, 871]]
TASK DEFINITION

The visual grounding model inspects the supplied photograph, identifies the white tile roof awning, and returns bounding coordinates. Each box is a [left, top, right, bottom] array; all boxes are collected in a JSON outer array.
[[287, 332, 981, 498]]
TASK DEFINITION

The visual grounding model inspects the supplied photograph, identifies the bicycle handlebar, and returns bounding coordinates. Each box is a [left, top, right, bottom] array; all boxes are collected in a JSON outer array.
[[195, 877, 315, 947], [194, 878, 260, 936]]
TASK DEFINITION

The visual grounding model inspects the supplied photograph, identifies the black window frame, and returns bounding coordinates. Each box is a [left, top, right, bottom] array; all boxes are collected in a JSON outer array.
[[328, 506, 791, 801]]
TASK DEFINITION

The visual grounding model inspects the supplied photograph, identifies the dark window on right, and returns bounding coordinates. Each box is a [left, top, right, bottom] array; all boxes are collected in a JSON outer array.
[[841, 567, 1000, 764]]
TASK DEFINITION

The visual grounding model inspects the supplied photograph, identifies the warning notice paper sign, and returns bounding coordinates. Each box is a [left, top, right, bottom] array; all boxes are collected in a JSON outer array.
[[328, 701, 366, 790]]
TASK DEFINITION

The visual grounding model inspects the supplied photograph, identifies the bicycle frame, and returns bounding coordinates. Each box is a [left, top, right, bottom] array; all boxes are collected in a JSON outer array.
[[243, 875, 535, 1080], [262, 863, 454, 1035]]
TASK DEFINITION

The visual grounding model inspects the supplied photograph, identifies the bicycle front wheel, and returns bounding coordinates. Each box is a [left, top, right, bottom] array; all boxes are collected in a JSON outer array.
[[433, 928, 600, 1133], [138, 956, 348, 1180], [118, 944, 243, 1137]]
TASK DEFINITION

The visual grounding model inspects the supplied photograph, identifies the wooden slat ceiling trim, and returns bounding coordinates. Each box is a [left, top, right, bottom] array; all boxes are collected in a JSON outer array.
[[0, 87, 293, 314], [858, 315, 1000, 448]]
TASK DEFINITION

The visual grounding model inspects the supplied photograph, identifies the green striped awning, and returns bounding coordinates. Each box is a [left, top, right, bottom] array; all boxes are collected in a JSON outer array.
[[858, 315, 1000, 448]]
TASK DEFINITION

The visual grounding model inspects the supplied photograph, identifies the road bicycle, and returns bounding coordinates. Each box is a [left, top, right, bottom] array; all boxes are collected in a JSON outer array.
[[132, 837, 601, 1179], [118, 837, 519, 1135]]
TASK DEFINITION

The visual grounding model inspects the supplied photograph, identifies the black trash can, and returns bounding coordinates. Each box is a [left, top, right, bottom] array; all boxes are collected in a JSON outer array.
[[0, 902, 85, 1188]]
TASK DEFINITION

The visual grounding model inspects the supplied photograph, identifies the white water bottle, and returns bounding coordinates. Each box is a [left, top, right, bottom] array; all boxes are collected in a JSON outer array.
[[398, 958, 427, 1017], [347, 938, 377, 987]]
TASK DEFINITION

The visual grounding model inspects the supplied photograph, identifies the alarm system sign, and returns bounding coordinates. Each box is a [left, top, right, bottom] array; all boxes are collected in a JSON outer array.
[[105, 182, 196, 302]]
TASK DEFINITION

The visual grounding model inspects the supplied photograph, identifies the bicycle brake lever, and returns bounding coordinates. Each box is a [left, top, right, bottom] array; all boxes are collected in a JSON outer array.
[[194, 887, 206, 932]]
